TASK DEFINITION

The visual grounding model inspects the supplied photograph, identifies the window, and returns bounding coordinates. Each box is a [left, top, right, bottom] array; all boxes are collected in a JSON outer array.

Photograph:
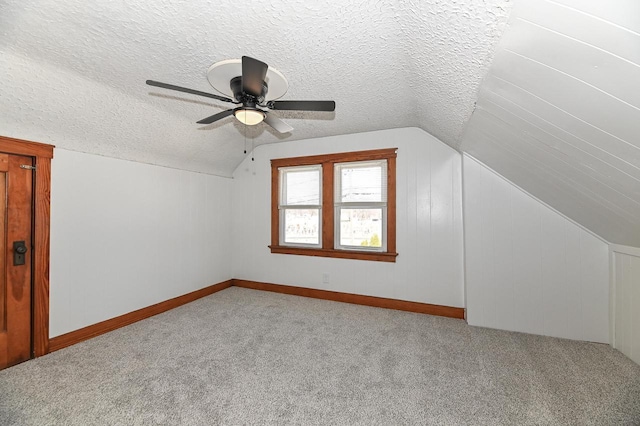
[[270, 148, 397, 262], [279, 165, 322, 247], [335, 160, 387, 251]]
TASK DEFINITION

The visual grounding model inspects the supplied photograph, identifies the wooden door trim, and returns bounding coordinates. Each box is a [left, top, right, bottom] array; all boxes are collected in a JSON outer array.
[[0, 136, 54, 357]]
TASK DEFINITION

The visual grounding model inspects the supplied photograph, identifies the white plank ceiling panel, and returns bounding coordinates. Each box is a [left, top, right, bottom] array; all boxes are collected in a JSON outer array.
[[462, 0, 640, 246], [475, 100, 640, 201], [481, 74, 640, 171], [466, 124, 637, 226], [465, 133, 639, 245]]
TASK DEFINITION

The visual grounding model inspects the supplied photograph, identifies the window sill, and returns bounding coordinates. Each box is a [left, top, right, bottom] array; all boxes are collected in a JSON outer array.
[[269, 245, 398, 262]]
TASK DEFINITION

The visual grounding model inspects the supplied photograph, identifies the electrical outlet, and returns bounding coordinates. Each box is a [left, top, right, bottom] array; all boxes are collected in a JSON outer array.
[[322, 273, 330, 284]]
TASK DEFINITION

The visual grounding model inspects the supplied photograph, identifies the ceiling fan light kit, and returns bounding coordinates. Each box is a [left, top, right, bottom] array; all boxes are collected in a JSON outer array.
[[146, 56, 335, 134], [234, 108, 265, 126]]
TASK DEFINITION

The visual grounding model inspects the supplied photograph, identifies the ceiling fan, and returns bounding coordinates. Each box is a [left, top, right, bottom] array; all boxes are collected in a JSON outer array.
[[146, 56, 335, 133]]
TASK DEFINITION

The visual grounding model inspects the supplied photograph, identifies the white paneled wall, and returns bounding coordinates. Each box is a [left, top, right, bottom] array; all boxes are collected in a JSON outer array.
[[463, 155, 609, 343], [612, 245, 640, 364], [50, 149, 233, 337], [231, 128, 465, 308], [48, 133, 617, 345]]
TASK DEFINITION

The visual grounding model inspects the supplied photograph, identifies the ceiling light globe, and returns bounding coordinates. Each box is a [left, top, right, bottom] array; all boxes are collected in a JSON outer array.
[[234, 109, 265, 126]]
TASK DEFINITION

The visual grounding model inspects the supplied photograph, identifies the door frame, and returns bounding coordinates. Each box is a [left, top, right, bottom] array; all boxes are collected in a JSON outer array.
[[0, 136, 54, 357]]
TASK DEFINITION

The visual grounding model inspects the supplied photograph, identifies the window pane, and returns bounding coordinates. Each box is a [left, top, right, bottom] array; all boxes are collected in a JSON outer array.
[[339, 208, 383, 247], [336, 161, 386, 203], [284, 209, 320, 245], [283, 168, 320, 205]]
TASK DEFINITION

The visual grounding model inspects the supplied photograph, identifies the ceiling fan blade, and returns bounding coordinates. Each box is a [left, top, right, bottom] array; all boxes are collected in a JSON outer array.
[[268, 100, 335, 112], [146, 80, 235, 103], [264, 113, 293, 133], [196, 109, 235, 124], [242, 56, 268, 97]]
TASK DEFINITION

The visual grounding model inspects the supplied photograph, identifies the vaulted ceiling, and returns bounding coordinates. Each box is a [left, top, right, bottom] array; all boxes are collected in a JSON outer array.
[[1, 0, 638, 246], [463, 0, 640, 247]]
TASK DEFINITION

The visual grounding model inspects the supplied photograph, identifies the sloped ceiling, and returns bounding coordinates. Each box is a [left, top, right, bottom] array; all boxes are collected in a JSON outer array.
[[2, 1, 638, 246], [463, 0, 640, 246], [0, 0, 510, 176]]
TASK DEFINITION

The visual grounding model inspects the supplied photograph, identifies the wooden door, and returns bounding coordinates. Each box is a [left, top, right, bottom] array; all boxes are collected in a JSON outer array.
[[0, 153, 33, 369]]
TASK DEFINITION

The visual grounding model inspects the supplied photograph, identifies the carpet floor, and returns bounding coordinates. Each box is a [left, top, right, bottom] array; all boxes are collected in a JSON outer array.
[[1, 287, 639, 425]]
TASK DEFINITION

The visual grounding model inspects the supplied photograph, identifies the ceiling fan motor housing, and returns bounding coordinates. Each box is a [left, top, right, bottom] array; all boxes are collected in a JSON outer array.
[[230, 76, 268, 105]]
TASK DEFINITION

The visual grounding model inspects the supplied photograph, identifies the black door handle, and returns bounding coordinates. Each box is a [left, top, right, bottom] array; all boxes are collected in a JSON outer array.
[[13, 241, 27, 265]]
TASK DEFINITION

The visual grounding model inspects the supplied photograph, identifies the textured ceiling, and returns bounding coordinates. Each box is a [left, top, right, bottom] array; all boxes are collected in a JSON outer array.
[[7, 1, 636, 246], [0, 0, 511, 176], [462, 0, 640, 246]]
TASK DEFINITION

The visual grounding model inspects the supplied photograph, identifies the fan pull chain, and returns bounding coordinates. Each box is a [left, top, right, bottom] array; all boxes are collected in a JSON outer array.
[[251, 137, 255, 162], [244, 124, 247, 154]]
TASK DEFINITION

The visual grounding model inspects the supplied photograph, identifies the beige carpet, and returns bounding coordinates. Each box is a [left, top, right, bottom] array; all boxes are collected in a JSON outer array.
[[1, 287, 639, 425]]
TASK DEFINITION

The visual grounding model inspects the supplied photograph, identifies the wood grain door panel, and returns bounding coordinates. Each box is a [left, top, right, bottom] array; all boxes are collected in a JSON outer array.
[[0, 153, 33, 369]]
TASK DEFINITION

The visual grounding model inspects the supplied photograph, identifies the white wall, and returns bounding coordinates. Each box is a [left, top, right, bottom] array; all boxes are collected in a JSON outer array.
[[231, 128, 465, 308], [611, 245, 640, 364], [463, 154, 609, 343], [49, 149, 233, 337], [48, 131, 615, 345]]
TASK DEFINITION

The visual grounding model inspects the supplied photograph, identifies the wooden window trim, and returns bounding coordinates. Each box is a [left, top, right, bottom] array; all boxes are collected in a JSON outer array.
[[270, 148, 397, 262], [0, 135, 54, 357]]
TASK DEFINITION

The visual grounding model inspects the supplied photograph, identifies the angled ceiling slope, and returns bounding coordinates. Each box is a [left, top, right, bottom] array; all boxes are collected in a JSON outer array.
[[462, 0, 640, 247], [0, 0, 511, 177]]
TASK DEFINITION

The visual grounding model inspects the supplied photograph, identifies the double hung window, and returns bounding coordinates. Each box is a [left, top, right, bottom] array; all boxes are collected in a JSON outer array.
[[279, 166, 322, 247], [334, 160, 387, 251], [270, 148, 397, 262]]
